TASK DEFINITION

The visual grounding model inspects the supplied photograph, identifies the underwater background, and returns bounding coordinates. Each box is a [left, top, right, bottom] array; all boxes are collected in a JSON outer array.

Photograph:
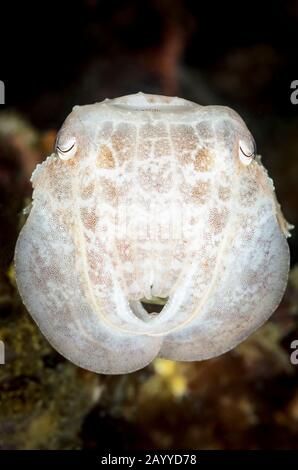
[[1, 0, 298, 449]]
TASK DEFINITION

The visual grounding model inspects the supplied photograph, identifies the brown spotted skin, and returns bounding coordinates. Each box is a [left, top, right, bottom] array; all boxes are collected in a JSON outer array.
[[14, 93, 291, 374]]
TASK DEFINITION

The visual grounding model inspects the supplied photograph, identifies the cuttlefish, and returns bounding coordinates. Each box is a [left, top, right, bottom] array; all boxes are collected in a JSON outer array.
[[15, 93, 292, 374]]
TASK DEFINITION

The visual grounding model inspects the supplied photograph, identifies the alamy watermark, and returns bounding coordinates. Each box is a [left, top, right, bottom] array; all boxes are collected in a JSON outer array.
[[0, 80, 4, 104], [290, 80, 298, 104], [0, 340, 4, 364], [290, 340, 298, 365]]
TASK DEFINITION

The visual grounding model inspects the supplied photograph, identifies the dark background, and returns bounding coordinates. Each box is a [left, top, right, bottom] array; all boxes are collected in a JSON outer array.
[[2, 1, 298, 121], [1, 0, 298, 451]]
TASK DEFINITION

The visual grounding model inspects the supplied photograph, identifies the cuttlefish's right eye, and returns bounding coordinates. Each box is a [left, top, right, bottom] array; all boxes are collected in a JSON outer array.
[[238, 137, 257, 166], [55, 134, 77, 161]]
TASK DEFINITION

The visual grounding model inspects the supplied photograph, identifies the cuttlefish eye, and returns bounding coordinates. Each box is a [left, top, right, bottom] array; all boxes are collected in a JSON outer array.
[[239, 138, 256, 166], [55, 135, 77, 160]]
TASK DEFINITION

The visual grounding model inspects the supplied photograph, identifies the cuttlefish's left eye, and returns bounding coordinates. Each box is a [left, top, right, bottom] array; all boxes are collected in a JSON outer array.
[[239, 138, 256, 166], [55, 135, 77, 161]]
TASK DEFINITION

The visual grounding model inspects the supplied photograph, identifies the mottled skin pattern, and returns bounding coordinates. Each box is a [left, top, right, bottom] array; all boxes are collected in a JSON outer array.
[[15, 93, 291, 374]]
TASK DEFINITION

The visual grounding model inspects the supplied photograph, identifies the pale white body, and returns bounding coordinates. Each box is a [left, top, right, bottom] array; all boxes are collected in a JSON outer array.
[[15, 93, 291, 374]]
